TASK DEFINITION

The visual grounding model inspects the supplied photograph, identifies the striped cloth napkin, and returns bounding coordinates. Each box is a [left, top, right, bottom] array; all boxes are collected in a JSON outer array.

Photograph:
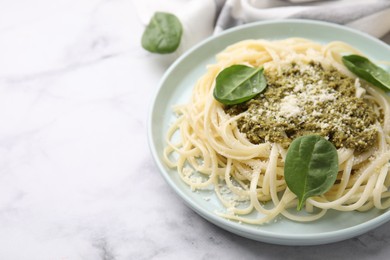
[[133, 0, 390, 54]]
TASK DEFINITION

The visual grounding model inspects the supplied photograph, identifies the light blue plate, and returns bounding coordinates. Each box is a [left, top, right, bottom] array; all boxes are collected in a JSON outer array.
[[148, 20, 390, 246]]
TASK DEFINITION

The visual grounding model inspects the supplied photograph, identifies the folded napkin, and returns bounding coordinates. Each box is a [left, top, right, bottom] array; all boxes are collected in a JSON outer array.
[[133, 0, 390, 54]]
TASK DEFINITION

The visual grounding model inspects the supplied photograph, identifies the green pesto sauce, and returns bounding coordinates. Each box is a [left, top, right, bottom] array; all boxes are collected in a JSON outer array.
[[226, 61, 379, 152]]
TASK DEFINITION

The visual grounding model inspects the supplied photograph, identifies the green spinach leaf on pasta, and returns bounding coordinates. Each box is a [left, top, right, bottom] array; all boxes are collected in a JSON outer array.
[[284, 135, 339, 211], [342, 55, 390, 92], [213, 65, 267, 105]]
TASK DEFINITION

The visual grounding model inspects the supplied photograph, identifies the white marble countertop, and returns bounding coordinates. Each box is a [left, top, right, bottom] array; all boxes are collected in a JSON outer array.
[[1, 1, 390, 259]]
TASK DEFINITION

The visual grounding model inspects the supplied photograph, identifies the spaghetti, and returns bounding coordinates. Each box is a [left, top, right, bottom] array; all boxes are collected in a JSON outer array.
[[164, 38, 390, 224]]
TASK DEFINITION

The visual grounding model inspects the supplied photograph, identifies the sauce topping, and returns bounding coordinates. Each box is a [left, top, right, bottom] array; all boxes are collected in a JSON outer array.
[[226, 61, 379, 152]]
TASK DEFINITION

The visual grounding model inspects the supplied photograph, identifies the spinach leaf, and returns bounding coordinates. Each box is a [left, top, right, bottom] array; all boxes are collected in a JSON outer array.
[[141, 12, 183, 54], [342, 55, 390, 92], [284, 135, 339, 211], [213, 65, 267, 105]]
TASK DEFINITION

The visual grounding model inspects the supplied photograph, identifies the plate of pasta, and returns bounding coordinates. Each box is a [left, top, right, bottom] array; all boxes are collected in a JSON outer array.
[[148, 19, 390, 245]]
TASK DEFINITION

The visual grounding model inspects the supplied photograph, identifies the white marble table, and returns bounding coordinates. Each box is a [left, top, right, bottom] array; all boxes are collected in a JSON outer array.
[[1, 1, 390, 259]]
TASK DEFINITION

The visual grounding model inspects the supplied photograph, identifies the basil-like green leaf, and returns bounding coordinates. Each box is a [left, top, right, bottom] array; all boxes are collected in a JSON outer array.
[[342, 54, 390, 92], [284, 135, 339, 211], [213, 65, 267, 105], [141, 12, 183, 54]]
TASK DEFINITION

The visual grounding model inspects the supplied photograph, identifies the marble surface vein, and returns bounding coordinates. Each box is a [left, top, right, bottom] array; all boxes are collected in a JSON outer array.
[[0, 0, 390, 259]]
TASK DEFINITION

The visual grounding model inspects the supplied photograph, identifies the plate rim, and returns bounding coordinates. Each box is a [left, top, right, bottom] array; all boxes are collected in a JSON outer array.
[[147, 19, 390, 246]]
